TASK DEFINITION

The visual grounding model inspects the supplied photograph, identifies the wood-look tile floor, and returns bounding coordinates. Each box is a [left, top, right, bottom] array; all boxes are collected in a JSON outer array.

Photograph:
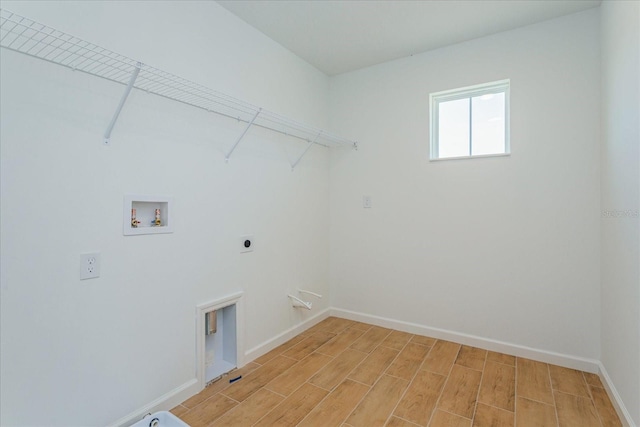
[[171, 317, 622, 427]]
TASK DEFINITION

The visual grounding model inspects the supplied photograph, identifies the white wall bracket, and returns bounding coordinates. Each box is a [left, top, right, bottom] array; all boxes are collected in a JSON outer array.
[[298, 289, 323, 299], [225, 108, 262, 162], [291, 131, 322, 171], [103, 62, 141, 145], [288, 289, 322, 310], [288, 294, 312, 310]]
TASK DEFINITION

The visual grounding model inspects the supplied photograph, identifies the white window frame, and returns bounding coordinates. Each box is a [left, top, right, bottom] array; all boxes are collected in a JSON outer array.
[[429, 79, 510, 161]]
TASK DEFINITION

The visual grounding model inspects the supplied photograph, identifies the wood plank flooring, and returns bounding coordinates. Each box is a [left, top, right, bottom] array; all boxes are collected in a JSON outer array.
[[172, 317, 622, 427]]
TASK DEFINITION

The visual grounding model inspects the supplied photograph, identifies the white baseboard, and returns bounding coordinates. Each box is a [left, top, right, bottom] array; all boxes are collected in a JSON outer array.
[[109, 309, 330, 427], [244, 308, 331, 363], [331, 307, 600, 373], [332, 308, 637, 426], [107, 378, 200, 427], [109, 307, 636, 427], [598, 362, 637, 427]]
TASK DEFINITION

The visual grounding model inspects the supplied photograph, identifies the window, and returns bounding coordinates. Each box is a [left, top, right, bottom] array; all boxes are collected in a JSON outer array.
[[430, 80, 510, 160]]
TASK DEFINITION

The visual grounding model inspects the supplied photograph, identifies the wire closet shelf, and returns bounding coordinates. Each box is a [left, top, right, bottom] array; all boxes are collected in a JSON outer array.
[[0, 9, 357, 156]]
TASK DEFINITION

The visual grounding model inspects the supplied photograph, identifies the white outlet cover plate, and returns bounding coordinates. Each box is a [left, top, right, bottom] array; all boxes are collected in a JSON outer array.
[[240, 235, 254, 253], [80, 252, 100, 280], [363, 195, 372, 208]]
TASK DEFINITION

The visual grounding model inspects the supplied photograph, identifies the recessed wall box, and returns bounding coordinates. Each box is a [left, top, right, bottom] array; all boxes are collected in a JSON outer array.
[[123, 195, 173, 236]]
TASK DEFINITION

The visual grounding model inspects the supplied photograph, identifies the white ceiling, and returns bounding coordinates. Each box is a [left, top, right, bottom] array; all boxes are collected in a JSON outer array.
[[217, 0, 601, 75]]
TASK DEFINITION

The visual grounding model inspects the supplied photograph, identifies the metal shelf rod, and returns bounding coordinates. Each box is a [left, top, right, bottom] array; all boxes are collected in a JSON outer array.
[[103, 63, 140, 145], [291, 132, 321, 171], [0, 8, 358, 158], [225, 108, 261, 162]]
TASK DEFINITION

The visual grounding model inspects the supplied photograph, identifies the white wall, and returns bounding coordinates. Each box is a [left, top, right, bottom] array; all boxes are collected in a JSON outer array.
[[329, 10, 601, 359], [600, 1, 640, 424], [4, 2, 635, 425], [0, 2, 333, 425]]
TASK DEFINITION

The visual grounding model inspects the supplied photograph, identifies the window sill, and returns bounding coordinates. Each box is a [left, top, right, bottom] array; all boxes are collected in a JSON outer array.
[[429, 153, 511, 162]]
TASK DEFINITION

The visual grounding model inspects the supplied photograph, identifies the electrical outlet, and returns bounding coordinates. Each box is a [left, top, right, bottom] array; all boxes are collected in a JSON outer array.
[[80, 253, 100, 280], [363, 195, 372, 208], [240, 235, 254, 253]]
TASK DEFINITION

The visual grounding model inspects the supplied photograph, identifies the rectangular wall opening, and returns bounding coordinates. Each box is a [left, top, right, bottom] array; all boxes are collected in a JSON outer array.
[[196, 292, 244, 390], [205, 304, 237, 382]]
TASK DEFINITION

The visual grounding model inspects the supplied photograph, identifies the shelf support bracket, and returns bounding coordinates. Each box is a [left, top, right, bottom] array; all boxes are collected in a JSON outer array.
[[298, 289, 323, 299], [288, 294, 312, 310], [103, 62, 141, 145], [291, 131, 322, 171], [225, 108, 262, 162]]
